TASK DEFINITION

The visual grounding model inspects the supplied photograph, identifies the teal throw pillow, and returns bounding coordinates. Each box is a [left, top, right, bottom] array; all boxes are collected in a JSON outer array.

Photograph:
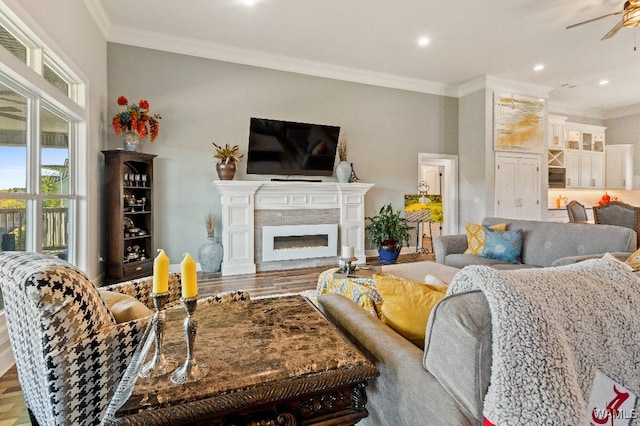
[[481, 226, 523, 264]]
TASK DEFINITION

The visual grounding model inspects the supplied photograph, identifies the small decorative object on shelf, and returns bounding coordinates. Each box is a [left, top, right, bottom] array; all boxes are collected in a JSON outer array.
[[171, 253, 208, 384], [340, 245, 357, 274], [335, 134, 351, 183], [349, 163, 360, 183], [213, 142, 244, 180], [112, 96, 161, 151]]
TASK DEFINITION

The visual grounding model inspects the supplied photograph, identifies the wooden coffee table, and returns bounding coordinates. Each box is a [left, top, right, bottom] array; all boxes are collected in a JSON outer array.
[[102, 295, 378, 425]]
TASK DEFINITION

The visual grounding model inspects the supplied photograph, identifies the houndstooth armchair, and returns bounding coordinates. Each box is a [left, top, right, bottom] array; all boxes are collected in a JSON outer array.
[[0, 251, 182, 426]]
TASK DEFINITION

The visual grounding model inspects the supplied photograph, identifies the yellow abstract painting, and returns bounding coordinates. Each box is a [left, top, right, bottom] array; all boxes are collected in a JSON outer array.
[[494, 92, 544, 153]]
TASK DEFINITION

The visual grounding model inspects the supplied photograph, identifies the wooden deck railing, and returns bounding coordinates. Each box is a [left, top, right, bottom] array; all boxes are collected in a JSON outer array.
[[0, 208, 68, 252]]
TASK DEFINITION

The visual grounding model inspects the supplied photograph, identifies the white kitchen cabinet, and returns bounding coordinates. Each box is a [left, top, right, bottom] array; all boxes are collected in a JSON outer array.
[[559, 122, 606, 189], [580, 152, 605, 189], [495, 153, 541, 220], [564, 151, 581, 189], [606, 144, 634, 190], [547, 115, 567, 148]]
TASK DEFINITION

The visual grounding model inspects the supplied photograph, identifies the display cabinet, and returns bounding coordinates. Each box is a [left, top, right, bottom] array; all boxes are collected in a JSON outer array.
[[102, 150, 156, 284]]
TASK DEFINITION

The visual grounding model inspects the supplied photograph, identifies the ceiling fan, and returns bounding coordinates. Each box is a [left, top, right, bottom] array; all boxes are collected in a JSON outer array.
[[566, 0, 640, 40]]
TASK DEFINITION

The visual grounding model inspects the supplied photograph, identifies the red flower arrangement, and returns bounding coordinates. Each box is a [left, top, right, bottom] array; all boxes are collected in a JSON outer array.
[[112, 96, 161, 142]]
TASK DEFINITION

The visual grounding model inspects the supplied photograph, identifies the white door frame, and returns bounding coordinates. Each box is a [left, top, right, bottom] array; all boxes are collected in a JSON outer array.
[[418, 153, 459, 235]]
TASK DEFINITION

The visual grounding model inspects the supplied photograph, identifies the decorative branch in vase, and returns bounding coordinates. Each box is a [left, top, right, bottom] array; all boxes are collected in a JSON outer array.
[[213, 142, 244, 180], [335, 134, 351, 183], [198, 213, 223, 273]]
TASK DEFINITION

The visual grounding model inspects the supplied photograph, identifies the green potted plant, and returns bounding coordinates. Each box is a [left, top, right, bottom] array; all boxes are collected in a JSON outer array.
[[212, 142, 244, 180], [365, 203, 413, 264]]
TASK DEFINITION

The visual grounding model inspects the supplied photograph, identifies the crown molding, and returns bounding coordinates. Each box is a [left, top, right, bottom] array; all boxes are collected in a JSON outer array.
[[107, 25, 453, 97], [82, 0, 109, 38], [454, 75, 552, 100], [602, 103, 640, 120], [547, 101, 607, 120]]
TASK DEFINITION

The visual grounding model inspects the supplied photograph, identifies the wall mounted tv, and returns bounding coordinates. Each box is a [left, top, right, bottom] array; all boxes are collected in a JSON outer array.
[[246, 117, 340, 177]]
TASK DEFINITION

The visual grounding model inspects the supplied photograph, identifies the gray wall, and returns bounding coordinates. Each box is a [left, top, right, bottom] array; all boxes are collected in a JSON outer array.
[[605, 113, 640, 180], [458, 89, 491, 227], [107, 44, 458, 263]]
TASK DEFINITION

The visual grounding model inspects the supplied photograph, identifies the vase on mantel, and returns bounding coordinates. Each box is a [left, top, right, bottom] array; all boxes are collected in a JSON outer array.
[[216, 162, 237, 180], [123, 131, 140, 152], [335, 160, 351, 183], [198, 237, 223, 273]]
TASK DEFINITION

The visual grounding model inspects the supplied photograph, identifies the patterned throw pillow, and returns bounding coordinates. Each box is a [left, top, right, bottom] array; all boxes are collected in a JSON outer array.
[[481, 227, 523, 263], [625, 248, 640, 270], [464, 222, 507, 254]]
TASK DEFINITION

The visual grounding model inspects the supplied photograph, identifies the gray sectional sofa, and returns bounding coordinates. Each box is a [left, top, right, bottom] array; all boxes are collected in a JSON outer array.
[[317, 220, 640, 425], [433, 217, 637, 269]]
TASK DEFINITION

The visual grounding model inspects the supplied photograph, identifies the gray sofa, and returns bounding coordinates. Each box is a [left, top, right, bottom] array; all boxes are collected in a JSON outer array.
[[318, 261, 484, 425], [317, 256, 640, 424], [433, 217, 637, 269]]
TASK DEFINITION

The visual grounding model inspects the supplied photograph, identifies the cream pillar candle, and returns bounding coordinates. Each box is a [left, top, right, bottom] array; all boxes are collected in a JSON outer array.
[[152, 249, 170, 294], [341, 245, 355, 259], [181, 253, 198, 298]]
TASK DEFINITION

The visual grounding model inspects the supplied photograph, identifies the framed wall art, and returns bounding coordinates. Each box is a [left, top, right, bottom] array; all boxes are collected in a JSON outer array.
[[494, 92, 545, 153]]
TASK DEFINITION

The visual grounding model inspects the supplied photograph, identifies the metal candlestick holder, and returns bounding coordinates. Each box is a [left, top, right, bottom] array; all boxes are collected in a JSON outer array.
[[340, 256, 357, 275], [139, 292, 176, 378], [170, 295, 208, 384]]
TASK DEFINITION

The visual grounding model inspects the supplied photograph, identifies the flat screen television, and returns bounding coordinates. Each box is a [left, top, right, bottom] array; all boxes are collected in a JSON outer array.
[[246, 117, 340, 177]]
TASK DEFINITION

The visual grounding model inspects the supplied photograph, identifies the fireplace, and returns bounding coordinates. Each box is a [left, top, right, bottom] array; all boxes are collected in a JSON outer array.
[[262, 224, 338, 262], [213, 181, 374, 276]]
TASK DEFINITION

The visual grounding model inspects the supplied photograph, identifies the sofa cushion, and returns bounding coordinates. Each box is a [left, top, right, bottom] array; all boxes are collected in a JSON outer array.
[[481, 227, 523, 264], [443, 253, 510, 269], [464, 222, 507, 254], [374, 274, 447, 348], [482, 217, 637, 267], [424, 290, 492, 420], [99, 290, 153, 323]]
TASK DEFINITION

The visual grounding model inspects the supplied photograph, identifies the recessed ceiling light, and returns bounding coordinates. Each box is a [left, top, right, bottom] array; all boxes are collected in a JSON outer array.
[[243, 0, 256, 5], [418, 37, 430, 47], [599, 79, 609, 85], [534, 64, 545, 72]]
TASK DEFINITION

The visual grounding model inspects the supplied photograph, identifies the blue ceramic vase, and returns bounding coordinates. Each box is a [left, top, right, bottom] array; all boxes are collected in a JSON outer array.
[[198, 237, 223, 272]]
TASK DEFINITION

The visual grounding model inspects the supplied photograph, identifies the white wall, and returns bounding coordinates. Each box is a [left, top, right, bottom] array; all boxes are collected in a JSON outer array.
[[106, 43, 459, 261]]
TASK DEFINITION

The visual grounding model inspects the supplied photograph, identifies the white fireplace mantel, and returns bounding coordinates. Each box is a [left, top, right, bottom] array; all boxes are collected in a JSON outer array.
[[213, 180, 374, 276]]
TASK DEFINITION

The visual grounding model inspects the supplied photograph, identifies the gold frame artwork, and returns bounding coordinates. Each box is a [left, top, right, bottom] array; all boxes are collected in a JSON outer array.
[[494, 92, 545, 153]]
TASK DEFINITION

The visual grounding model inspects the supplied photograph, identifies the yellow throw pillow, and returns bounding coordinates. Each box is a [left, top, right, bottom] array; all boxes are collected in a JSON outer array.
[[373, 274, 447, 348], [626, 248, 640, 270], [99, 290, 153, 323], [464, 222, 507, 254]]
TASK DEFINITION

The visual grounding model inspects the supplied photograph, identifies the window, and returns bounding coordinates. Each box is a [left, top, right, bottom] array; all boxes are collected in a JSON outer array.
[[0, 23, 26, 63], [0, 9, 85, 314]]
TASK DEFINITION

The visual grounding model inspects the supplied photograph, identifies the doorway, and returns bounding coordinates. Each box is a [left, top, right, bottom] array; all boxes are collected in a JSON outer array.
[[417, 154, 459, 236]]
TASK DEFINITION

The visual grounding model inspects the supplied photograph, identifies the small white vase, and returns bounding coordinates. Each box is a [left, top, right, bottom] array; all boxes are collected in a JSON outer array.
[[123, 131, 140, 151], [336, 161, 351, 183]]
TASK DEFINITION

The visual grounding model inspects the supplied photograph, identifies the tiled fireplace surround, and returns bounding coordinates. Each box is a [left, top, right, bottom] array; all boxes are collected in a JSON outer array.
[[213, 181, 374, 276]]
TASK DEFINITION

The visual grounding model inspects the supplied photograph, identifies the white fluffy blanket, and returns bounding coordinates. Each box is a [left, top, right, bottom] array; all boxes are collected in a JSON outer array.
[[447, 258, 640, 425]]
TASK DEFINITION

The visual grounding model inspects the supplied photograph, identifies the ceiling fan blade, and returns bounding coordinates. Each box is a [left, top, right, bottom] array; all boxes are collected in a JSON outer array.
[[602, 19, 625, 39], [566, 9, 625, 29]]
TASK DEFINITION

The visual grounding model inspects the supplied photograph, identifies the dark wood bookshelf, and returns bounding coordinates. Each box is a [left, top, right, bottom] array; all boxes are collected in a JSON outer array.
[[102, 150, 156, 285]]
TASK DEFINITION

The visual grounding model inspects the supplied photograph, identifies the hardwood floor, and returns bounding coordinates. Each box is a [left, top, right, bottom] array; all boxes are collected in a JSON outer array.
[[0, 253, 433, 424]]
